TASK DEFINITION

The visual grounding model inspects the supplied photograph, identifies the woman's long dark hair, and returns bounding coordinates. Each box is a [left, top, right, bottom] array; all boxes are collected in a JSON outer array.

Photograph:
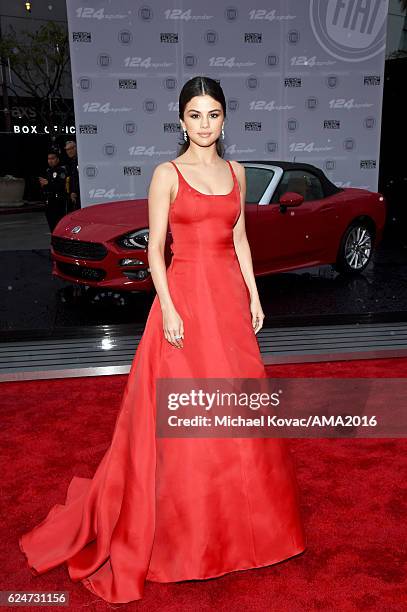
[[177, 76, 226, 157]]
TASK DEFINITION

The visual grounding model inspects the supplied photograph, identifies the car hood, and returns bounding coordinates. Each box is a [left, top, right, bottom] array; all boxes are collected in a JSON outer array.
[[54, 198, 149, 240]]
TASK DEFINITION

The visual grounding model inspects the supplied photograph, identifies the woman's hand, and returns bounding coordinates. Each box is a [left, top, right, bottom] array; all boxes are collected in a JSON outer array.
[[162, 305, 184, 348], [250, 296, 265, 334]]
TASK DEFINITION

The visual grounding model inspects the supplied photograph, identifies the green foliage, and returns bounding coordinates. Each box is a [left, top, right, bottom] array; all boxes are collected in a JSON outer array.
[[0, 21, 71, 126]]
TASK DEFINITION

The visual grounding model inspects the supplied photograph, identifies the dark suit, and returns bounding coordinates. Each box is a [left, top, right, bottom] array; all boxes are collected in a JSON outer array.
[[42, 165, 69, 231], [66, 156, 81, 212]]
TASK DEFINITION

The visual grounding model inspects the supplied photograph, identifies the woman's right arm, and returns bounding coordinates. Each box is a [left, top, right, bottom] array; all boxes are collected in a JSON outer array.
[[147, 163, 184, 348]]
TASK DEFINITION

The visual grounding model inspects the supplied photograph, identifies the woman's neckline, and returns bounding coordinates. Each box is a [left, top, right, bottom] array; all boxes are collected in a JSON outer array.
[[170, 159, 236, 197]]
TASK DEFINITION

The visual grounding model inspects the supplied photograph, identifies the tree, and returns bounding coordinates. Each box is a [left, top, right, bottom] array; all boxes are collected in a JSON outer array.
[[399, 0, 407, 55], [0, 21, 72, 132], [386, 1, 407, 59]]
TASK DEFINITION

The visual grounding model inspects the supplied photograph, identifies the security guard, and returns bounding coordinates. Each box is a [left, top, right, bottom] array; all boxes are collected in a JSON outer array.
[[39, 149, 69, 232]]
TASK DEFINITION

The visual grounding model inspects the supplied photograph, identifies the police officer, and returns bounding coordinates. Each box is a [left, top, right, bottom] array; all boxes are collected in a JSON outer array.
[[64, 139, 81, 212], [39, 149, 68, 232]]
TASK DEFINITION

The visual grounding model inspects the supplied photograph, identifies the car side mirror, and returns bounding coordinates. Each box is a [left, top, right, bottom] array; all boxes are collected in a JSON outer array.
[[279, 191, 304, 206]]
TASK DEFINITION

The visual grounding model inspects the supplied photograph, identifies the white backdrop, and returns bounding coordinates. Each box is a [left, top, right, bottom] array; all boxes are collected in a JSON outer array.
[[66, 0, 389, 207]]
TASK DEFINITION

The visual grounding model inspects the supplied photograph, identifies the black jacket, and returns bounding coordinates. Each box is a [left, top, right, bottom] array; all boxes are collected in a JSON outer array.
[[43, 164, 68, 198], [65, 156, 80, 196]]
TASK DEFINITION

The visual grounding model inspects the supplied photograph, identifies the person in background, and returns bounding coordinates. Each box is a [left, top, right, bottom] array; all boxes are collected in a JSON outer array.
[[39, 149, 68, 232], [64, 140, 81, 212]]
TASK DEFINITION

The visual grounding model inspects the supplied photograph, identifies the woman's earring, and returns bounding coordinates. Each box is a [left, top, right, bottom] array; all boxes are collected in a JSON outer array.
[[183, 128, 188, 142], [221, 124, 225, 140]]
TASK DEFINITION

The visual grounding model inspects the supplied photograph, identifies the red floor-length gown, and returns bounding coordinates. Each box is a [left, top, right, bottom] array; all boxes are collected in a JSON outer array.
[[19, 159, 306, 603]]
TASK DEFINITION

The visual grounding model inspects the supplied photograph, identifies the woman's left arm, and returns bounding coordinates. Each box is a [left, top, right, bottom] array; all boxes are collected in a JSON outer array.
[[231, 161, 265, 334]]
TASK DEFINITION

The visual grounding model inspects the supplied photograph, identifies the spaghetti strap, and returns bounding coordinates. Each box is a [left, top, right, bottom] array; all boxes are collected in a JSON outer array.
[[169, 161, 186, 191], [169, 160, 181, 175], [226, 159, 237, 187]]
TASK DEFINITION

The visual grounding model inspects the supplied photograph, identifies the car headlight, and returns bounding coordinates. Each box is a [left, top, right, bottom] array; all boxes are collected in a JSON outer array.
[[116, 228, 149, 250]]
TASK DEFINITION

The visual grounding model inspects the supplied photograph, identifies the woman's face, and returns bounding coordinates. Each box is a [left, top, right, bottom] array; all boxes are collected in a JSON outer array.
[[181, 95, 224, 146]]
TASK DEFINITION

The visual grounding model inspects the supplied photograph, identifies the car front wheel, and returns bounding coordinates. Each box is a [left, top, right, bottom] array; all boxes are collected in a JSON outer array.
[[333, 222, 374, 275]]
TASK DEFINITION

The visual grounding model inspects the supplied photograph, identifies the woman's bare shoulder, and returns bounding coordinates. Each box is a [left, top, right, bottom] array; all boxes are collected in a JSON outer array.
[[148, 162, 177, 203], [149, 161, 177, 190], [229, 160, 246, 188], [229, 159, 244, 172], [152, 160, 177, 177]]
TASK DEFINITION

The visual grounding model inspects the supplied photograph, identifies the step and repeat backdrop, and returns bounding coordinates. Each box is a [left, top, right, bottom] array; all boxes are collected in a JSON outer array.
[[66, 0, 389, 206]]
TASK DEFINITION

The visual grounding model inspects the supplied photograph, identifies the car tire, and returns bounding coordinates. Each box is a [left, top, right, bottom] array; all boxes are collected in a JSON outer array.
[[333, 221, 374, 275]]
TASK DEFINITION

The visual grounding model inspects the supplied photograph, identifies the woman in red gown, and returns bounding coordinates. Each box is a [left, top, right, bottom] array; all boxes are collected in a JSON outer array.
[[19, 76, 306, 603]]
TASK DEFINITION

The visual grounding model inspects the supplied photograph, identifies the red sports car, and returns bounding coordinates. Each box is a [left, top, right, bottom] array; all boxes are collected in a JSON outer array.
[[50, 161, 387, 293]]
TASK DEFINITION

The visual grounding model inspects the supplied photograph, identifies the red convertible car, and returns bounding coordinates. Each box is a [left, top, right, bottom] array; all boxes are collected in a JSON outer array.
[[50, 161, 387, 293]]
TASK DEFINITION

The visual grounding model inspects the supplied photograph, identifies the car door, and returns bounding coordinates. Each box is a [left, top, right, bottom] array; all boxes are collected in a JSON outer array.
[[257, 169, 338, 271], [242, 164, 279, 266], [252, 170, 310, 271], [276, 170, 340, 264]]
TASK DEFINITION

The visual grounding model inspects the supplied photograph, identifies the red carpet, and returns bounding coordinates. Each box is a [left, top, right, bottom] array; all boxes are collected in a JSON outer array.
[[2, 357, 406, 611]]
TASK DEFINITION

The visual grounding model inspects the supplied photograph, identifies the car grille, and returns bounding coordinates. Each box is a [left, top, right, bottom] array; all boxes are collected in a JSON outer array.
[[51, 236, 108, 260], [56, 261, 106, 281]]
